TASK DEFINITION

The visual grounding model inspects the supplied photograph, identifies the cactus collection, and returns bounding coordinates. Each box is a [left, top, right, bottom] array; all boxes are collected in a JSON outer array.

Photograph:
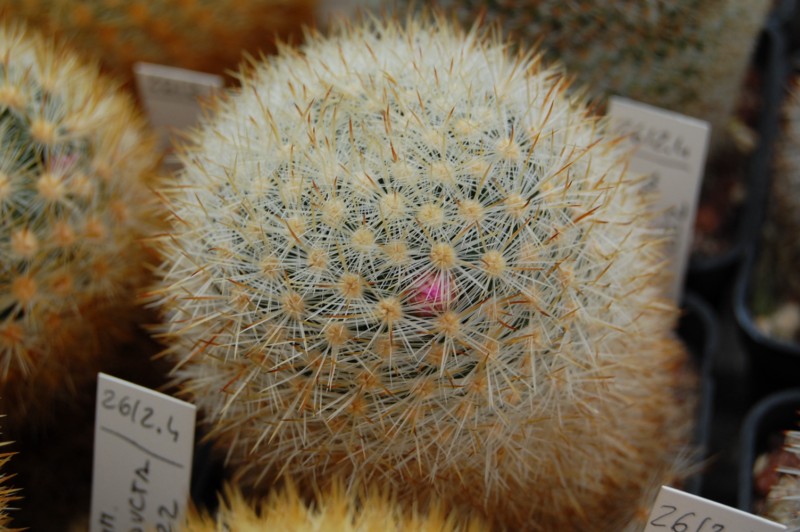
[[0, 22, 163, 426], [183, 481, 489, 532], [0, 0, 316, 84], [151, 15, 695, 530]]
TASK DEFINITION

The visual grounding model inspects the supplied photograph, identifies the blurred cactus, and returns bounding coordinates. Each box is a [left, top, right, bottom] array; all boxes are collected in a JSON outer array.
[[771, 80, 800, 299], [0, 450, 17, 531], [0, 421, 18, 532], [752, 80, 800, 343], [332, 0, 770, 151], [1, 0, 316, 84], [152, 15, 696, 531], [183, 481, 488, 532], [0, 23, 163, 426], [759, 431, 800, 527]]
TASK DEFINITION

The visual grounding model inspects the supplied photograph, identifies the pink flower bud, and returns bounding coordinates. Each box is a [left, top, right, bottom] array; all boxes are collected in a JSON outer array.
[[409, 273, 455, 316]]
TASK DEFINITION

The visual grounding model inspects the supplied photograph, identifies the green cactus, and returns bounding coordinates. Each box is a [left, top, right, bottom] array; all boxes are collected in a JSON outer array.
[[0, 22, 163, 427], [0, 0, 316, 85], [152, 15, 696, 531], [183, 481, 489, 532]]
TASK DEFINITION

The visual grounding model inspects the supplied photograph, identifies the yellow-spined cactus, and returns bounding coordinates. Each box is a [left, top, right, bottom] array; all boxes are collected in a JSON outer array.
[[0, 23, 163, 427], [152, 15, 696, 531], [0, 448, 17, 531], [183, 481, 488, 532], [1, 0, 315, 85]]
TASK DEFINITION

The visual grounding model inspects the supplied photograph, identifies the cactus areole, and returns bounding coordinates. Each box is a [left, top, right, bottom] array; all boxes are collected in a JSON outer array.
[[154, 16, 695, 531]]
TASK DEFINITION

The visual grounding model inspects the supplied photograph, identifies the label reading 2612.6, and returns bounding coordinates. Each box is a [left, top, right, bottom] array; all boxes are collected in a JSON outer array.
[[89, 373, 196, 532]]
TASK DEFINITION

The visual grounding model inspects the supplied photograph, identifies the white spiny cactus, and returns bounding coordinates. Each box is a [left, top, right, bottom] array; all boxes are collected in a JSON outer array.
[[761, 431, 800, 527], [153, 15, 695, 531]]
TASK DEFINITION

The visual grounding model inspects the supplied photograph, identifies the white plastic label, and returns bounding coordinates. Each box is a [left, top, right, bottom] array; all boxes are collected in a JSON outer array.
[[89, 373, 196, 532], [607, 97, 710, 303], [645, 486, 787, 531], [133, 62, 223, 167]]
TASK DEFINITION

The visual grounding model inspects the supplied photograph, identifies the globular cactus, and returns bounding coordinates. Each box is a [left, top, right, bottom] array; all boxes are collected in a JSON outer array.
[[758, 430, 800, 527], [0, 444, 17, 531], [183, 481, 489, 532], [1, 0, 315, 85], [0, 22, 163, 427], [152, 15, 696, 531], [334, 0, 770, 152]]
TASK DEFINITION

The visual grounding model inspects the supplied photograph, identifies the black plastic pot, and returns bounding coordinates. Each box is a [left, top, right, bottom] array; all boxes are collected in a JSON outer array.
[[686, 2, 792, 305], [679, 292, 719, 495], [733, 4, 800, 403], [735, 250, 800, 400], [737, 388, 800, 516]]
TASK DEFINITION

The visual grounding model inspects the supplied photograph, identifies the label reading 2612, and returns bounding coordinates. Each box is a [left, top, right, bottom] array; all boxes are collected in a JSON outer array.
[[644, 486, 787, 532], [89, 373, 196, 532]]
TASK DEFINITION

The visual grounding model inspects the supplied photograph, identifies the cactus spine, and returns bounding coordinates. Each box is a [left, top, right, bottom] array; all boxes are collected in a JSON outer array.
[[152, 15, 695, 531], [0, 22, 163, 426], [1, 0, 315, 84]]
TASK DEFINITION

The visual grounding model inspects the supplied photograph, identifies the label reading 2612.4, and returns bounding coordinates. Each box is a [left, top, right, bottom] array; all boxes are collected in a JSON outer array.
[[89, 373, 196, 532]]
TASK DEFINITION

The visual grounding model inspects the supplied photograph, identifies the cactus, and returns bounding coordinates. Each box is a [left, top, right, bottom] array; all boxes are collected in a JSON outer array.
[[0, 445, 17, 531], [334, 0, 770, 151], [183, 481, 489, 531], [152, 15, 696, 531], [0, 0, 315, 85], [758, 431, 800, 527], [0, 22, 163, 427]]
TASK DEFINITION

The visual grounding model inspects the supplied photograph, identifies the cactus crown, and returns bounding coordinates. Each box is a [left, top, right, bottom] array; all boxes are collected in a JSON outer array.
[[0, 22, 162, 420], [155, 14, 692, 530]]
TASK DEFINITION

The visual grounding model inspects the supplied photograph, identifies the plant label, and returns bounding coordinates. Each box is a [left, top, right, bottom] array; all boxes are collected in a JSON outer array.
[[645, 486, 787, 531], [608, 97, 710, 303], [133, 62, 223, 168], [89, 373, 196, 532]]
